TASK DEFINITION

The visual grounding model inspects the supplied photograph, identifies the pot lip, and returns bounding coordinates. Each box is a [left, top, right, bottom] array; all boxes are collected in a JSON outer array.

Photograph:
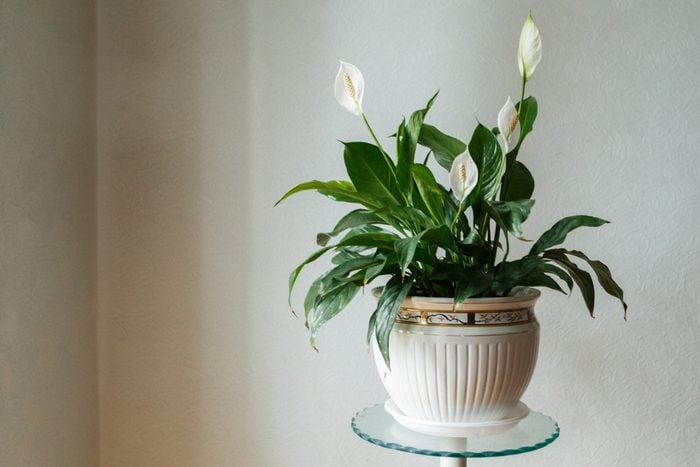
[[371, 286, 541, 312]]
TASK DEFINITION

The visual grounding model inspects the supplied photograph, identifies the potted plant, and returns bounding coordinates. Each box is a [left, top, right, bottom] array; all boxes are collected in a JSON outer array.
[[277, 12, 626, 437]]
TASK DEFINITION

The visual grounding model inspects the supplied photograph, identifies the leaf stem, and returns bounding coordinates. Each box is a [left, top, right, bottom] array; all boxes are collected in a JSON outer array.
[[358, 107, 394, 172], [450, 197, 466, 233], [490, 226, 501, 273], [503, 231, 511, 263]]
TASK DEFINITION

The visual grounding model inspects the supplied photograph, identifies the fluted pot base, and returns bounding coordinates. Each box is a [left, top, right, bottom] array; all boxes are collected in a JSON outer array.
[[373, 287, 541, 435], [385, 399, 529, 437]]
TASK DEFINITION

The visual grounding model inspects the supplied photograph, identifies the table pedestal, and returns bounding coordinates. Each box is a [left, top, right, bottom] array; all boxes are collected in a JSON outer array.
[[352, 404, 559, 465], [441, 457, 467, 467]]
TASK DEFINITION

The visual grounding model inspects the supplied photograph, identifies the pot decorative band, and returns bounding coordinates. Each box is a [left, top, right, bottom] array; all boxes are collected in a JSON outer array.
[[396, 307, 533, 326], [388, 287, 541, 327]]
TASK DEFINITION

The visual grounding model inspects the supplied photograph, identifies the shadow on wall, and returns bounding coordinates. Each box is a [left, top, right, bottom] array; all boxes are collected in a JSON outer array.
[[98, 1, 252, 465]]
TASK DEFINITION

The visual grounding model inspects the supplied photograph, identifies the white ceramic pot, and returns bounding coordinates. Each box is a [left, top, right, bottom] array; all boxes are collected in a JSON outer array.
[[373, 287, 540, 436]]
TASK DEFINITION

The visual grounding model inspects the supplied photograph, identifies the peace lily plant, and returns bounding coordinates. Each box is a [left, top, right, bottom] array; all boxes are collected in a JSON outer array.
[[278, 13, 627, 367]]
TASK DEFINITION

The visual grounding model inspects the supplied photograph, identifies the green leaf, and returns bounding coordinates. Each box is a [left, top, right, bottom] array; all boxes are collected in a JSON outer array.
[[507, 97, 538, 162], [343, 142, 402, 205], [517, 97, 538, 147], [485, 199, 535, 238], [421, 225, 458, 252], [366, 309, 378, 345], [374, 277, 413, 368], [396, 235, 422, 275], [530, 215, 609, 255], [336, 231, 400, 250], [542, 250, 596, 316], [308, 282, 360, 348], [395, 120, 410, 193], [288, 246, 333, 310], [538, 263, 574, 292], [275, 179, 380, 208], [418, 124, 466, 171], [317, 210, 385, 246], [303, 277, 323, 324], [396, 92, 439, 193], [411, 164, 446, 224], [395, 225, 455, 275], [493, 257, 541, 291], [469, 123, 504, 200], [363, 256, 389, 284], [454, 269, 493, 302], [520, 271, 566, 294], [441, 187, 470, 232], [561, 250, 628, 317], [376, 206, 434, 233], [501, 161, 534, 201]]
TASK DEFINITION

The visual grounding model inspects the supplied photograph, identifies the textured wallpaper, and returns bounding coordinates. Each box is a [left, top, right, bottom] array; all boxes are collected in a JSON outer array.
[[95, 1, 700, 466], [0, 1, 98, 466]]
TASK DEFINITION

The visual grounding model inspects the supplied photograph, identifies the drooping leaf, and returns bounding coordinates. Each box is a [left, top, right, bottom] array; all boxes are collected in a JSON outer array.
[[542, 250, 596, 315], [520, 270, 567, 294], [561, 249, 628, 317], [308, 282, 361, 348], [303, 276, 324, 324], [538, 262, 574, 292], [275, 179, 381, 209], [303, 255, 379, 321], [468, 123, 504, 200], [530, 215, 609, 255], [343, 142, 402, 205], [288, 246, 333, 309], [374, 277, 413, 367], [501, 160, 535, 201], [485, 199, 535, 238], [418, 124, 466, 171]]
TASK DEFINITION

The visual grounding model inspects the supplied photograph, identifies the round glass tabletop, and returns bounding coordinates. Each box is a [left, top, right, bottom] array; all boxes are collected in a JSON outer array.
[[352, 403, 559, 459]]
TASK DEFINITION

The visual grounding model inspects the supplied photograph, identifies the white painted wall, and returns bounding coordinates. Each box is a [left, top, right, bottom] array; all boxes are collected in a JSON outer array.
[[0, 1, 98, 466], [96, 1, 699, 466]]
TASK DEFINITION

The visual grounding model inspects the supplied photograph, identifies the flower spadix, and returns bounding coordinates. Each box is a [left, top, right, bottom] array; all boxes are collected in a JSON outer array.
[[449, 150, 478, 201], [334, 61, 364, 115], [498, 96, 520, 154], [518, 12, 542, 82]]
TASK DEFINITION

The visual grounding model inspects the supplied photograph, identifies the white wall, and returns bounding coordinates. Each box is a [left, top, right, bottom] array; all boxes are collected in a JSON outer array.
[[97, 1, 699, 466], [0, 1, 98, 466]]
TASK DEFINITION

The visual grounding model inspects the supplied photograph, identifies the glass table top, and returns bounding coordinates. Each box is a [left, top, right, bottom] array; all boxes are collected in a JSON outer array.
[[352, 403, 559, 459]]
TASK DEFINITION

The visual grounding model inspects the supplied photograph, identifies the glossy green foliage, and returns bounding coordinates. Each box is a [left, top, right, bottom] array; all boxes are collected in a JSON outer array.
[[278, 93, 627, 366]]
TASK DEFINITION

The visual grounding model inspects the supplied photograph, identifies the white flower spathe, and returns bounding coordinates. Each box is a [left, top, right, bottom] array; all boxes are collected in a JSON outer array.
[[518, 12, 542, 81], [449, 150, 479, 201], [497, 96, 520, 154], [334, 61, 364, 115]]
